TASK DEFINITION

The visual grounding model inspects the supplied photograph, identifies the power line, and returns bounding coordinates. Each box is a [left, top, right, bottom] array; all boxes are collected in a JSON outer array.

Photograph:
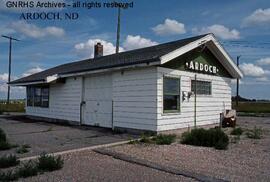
[[1, 35, 20, 104]]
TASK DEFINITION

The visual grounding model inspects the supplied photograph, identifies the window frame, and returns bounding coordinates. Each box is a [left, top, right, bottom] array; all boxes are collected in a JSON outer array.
[[27, 86, 49, 108], [191, 79, 212, 96], [163, 76, 181, 114]]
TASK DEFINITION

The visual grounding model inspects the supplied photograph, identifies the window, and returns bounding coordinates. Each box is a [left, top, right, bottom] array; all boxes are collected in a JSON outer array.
[[163, 77, 180, 112], [27, 86, 49, 107], [191, 80, 211, 95]]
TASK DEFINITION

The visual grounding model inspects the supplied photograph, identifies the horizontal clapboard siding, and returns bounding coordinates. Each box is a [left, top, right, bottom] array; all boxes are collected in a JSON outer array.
[[157, 67, 232, 131], [113, 67, 158, 131], [26, 77, 82, 122]]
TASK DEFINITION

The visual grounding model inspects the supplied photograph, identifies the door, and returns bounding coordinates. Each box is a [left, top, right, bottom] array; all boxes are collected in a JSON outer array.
[[82, 74, 112, 128]]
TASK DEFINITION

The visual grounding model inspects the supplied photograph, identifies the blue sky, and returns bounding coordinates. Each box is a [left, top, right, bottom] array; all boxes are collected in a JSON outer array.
[[0, 0, 270, 99]]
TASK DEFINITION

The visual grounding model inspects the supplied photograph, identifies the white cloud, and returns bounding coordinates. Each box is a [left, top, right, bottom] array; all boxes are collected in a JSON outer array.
[[22, 67, 44, 77], [123, 35, 158, 50], [239, 63, 265, 77], [0, 73, 8, 82], [255, 77, 268, 82], [242, 8, 270, 27], [9, 21, 65, 39], [74, 39, 124, 58], [257, 57, 270, 65], [192, 24, 240, 40], [152, 19, 186, 36]]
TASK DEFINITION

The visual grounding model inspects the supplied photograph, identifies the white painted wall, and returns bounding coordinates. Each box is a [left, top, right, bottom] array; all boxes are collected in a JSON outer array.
[[25, 66, 232, 132], [26, 77, 82, 122], [112, 67, 158, 131], [82, 73, 112, 128], [156, 67, 232, 131]]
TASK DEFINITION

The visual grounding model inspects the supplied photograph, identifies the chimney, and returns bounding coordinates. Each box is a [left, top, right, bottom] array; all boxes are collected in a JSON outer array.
[[94, 42, 103, 58]]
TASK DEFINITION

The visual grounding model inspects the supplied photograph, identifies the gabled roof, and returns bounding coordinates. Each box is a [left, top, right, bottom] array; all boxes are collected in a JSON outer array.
[[9, 34, 242, 86]]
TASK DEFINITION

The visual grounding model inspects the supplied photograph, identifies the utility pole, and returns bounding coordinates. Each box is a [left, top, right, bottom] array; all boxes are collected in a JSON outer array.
[[236, 55, 241, 107], [1, 35, 20, 104], [115, 7, 121, 53]]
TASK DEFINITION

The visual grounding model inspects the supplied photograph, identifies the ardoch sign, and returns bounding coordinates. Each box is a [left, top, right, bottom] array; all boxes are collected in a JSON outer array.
[[185, 61, 219, 74]]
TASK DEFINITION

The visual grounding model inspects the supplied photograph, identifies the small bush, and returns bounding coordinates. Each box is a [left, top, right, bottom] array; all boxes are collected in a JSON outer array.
[[153, 134, 176, 145], [231, 127, 243, 135], [181, 128, 229, 150], [18, 161, 38, 178], [37, 154, 63, 171], [0, 128, 7, 142], [0, 170, 18, 181], [0, 155, 20, 168], [16, 145, 30, 154], [246, 127, 262, 139]]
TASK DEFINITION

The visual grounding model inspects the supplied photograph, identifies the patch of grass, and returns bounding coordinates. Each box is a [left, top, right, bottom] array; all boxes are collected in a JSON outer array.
[[231, 135, 240, 144], [181, 128, 229, 150], [0, 155, 20, 169], [0, 102, 25, 113], [153, 134, 176, 145], [246, 126, 262, 139], [0, 170, 19, 181], [37, 153, 64, 172], [16, 144, 30, 154], [231, 127, 243, 135], [232, 101, 270, 113], [18, 161, 38, 178]]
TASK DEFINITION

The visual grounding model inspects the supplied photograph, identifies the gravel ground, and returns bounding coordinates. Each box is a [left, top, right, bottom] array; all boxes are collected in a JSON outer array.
[[21, 150, 194, 182], [106, 117, 270, 182]]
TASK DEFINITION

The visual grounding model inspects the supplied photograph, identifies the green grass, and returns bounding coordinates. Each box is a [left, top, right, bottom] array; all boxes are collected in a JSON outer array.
[[246, 126, 262, 139], [232, 101, 270, 113], [0, 102, 25, 113], [37, 154, 64, 172], [181, 128, 229, 150], [0, 170, 19, 181], [0, 155, 20, 168], [16, 144, 30, 154], [231, 127, 243, 135], [153, 134, 176, 145], [18, 161, 39, 178]]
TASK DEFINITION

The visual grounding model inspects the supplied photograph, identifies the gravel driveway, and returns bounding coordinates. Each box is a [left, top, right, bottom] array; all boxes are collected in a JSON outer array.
[[104, 117, 270, 182], [24, 150, 194, 182]]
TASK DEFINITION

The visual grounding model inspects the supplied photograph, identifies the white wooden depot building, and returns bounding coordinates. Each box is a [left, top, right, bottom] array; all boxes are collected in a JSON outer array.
[[10, 34, 243, 133]]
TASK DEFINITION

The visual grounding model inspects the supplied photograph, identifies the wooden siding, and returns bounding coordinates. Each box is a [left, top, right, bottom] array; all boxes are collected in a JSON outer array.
[[82, 73, 113, 128], [112, 67, 158, 131], [156, 67, 232, 131], [26, 77, 82, 122]]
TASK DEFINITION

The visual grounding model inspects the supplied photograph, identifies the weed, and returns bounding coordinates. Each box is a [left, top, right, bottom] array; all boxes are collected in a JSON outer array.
[[139, 134, 152, 144], [37, 153, 63, 171], [0, 155, 20, 169], [0, 141, 12, 151], [16, 145, 30, 154], [181, 128, 229, 150], [231, 135, 240, 144], [18, 161, 38, 178], [231, 127, 243, 135], [246, 126, 262, 139], [153, 134, 176, 145], [0, 170, 18, 181]]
